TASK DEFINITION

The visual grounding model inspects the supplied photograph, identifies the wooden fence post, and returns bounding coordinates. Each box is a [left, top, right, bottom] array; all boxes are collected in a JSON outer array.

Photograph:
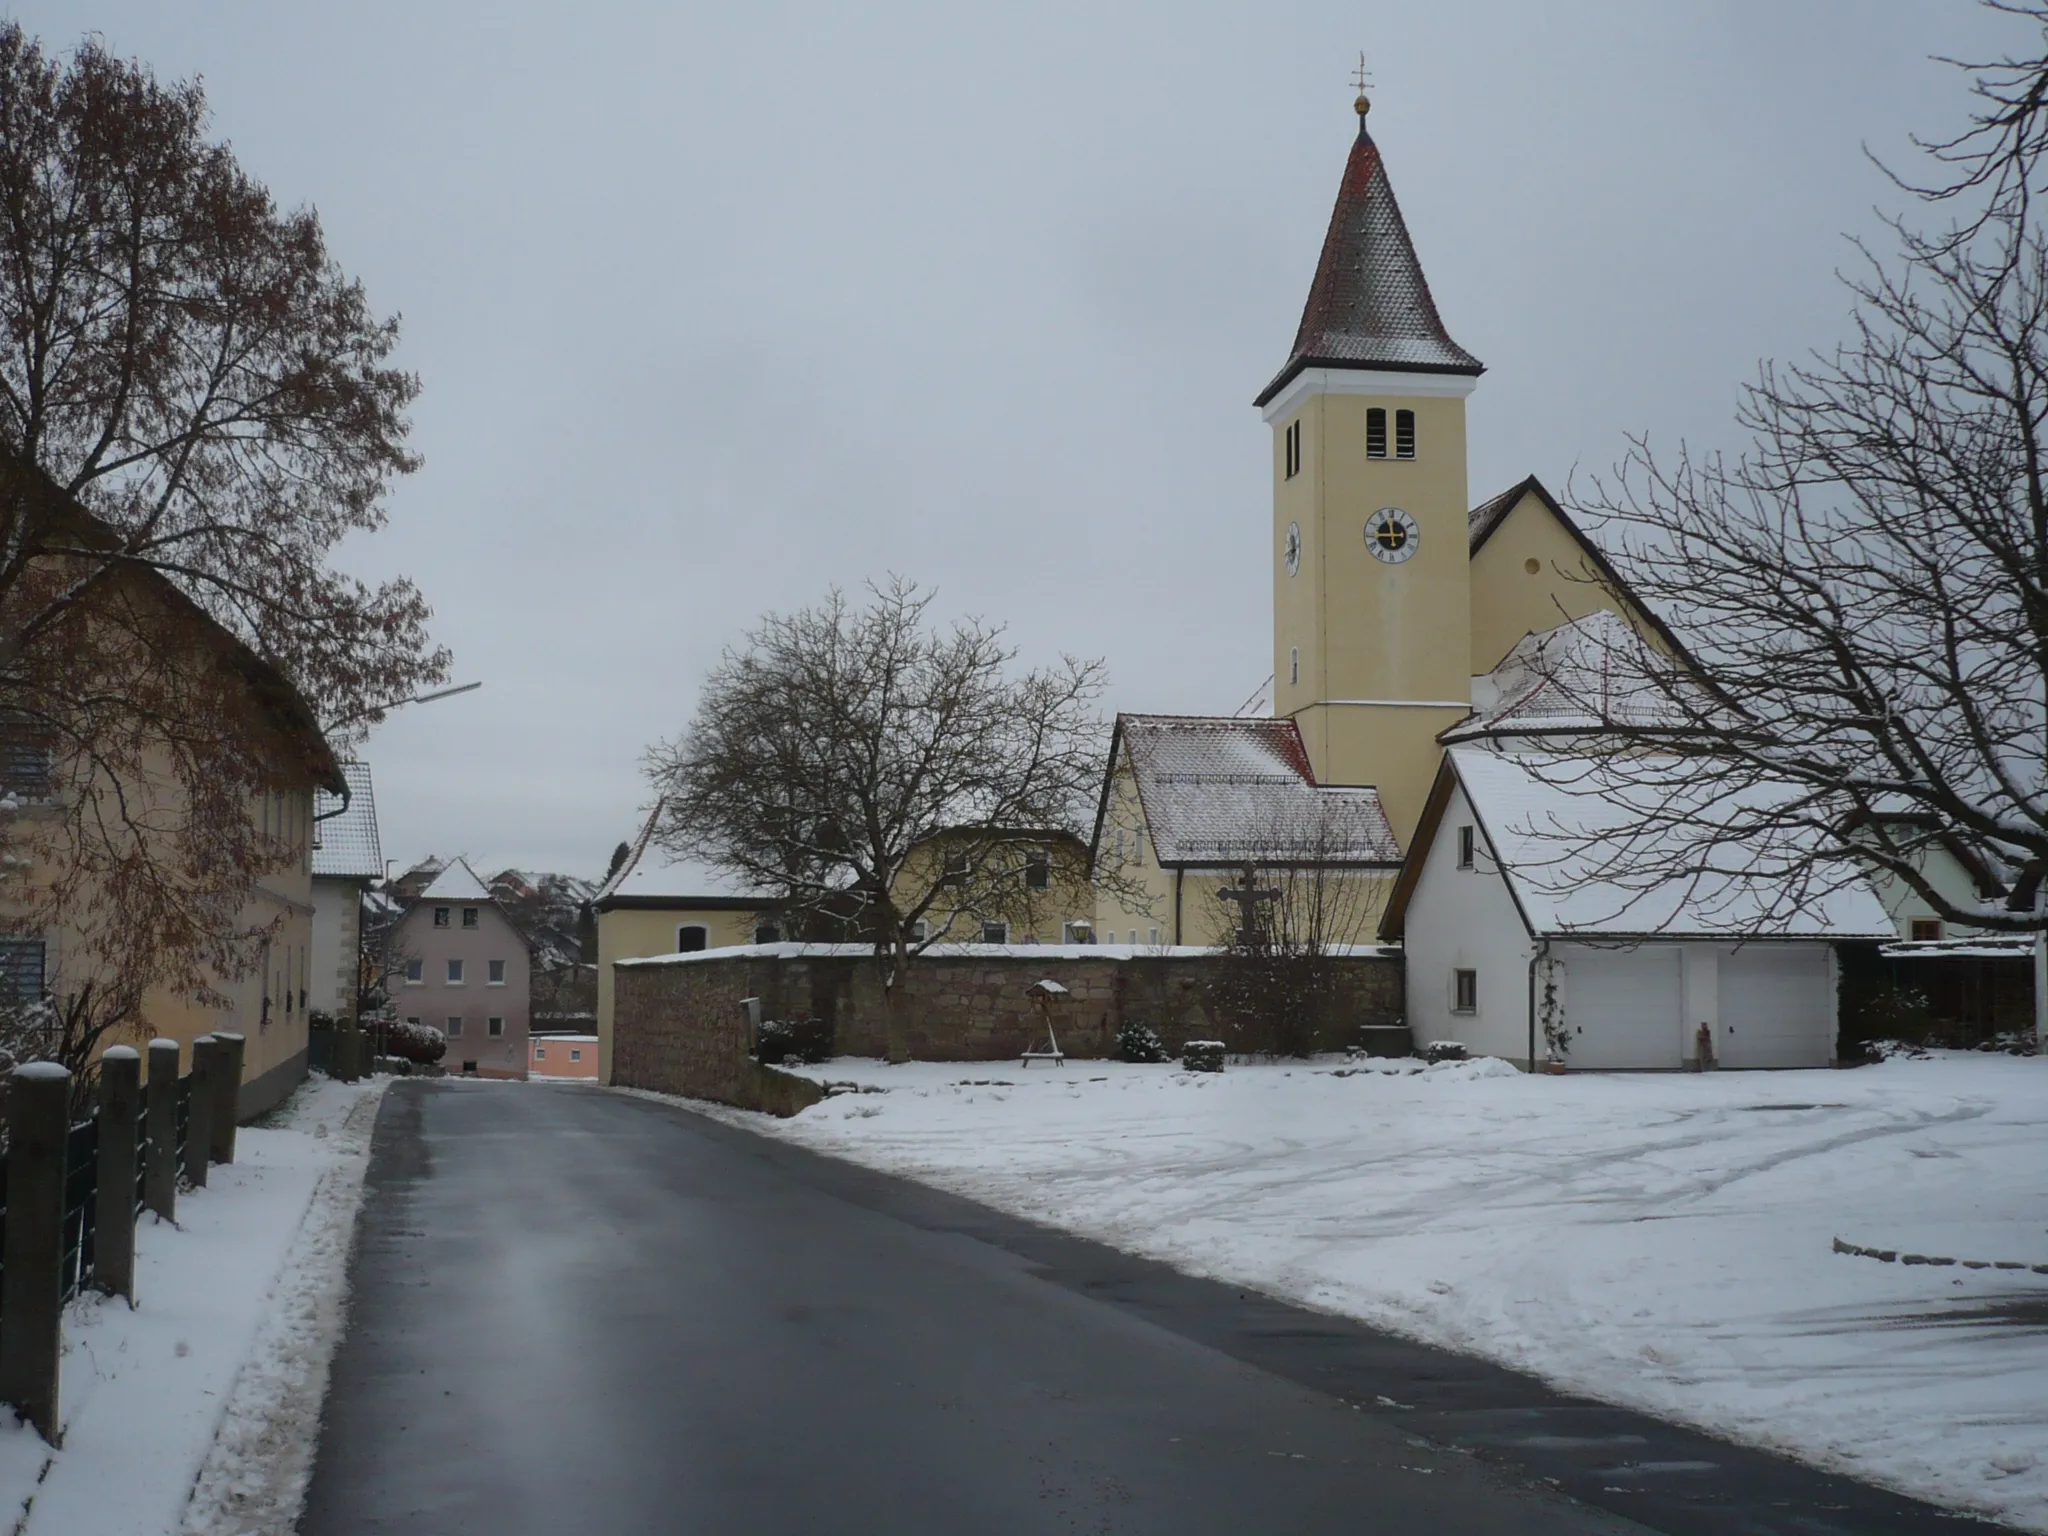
[[184, 1035, 216, 1190], [210, 1031, 244, 1163], [145, 1038, 179, 1222], [94, 1047, 141, 1303], [0, 1062, 71, 1443]]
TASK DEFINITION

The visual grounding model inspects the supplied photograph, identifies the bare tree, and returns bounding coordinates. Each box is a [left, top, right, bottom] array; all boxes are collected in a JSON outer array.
[[1206, 798, 1393, 1058], [648, 579, 1122, 1062], [1554, 5, 2048, 932], [0, 28, 443, 1036]]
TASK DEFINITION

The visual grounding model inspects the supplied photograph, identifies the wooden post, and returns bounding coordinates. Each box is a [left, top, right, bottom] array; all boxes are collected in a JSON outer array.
[[336, 1016, 361, 1083], [210, 1031, 244, 1163], [0, 1062, 71, 1443], [144, 1038, 180, 1222], [184, 1035, 217, 1189], [94, 1047, 141, 1303]]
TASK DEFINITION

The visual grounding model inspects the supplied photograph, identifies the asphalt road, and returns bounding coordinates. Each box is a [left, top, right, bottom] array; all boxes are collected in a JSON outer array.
[[299, 1081, 1974, 1536]]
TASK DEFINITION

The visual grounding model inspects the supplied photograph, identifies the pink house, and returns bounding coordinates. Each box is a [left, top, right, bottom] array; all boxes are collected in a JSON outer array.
[[529, 1033, 598, 1080], [393, 858, 531, 1079]]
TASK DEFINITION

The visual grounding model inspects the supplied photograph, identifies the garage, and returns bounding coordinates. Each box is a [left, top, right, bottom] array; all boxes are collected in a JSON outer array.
[[1718, 945, 1835, 1068], [1559, 945, 1683, 1069]]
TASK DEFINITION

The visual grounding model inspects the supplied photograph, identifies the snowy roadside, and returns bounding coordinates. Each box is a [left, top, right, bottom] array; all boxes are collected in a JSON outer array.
[[641, 1052, 2048, 1531], [0, 1073, 389, 1536]]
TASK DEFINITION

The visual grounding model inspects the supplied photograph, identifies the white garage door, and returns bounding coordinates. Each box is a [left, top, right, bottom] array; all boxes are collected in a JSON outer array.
[[1561, 946, 1682, 1069], [1719, 946, 1834, 1069]]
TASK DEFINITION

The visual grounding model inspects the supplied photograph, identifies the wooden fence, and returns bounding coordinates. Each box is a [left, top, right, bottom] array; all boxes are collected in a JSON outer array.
[[0, 1032, 246, 1445]]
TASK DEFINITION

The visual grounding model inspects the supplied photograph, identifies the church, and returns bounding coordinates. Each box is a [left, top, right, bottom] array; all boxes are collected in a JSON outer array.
[[1089, 84, 1931, 1069]]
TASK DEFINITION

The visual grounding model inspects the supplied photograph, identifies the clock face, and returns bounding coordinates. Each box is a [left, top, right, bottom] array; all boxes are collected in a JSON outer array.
[[1366, 507, 1420, 564], [1284, 522, 1301, 576]]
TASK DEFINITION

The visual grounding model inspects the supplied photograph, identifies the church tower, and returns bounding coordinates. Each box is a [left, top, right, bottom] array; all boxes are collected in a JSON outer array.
[[1257, 83, 1483, 844]]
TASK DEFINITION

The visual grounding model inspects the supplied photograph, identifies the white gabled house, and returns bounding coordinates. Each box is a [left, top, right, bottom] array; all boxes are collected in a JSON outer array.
[[1382, 748, 1898, 1071]]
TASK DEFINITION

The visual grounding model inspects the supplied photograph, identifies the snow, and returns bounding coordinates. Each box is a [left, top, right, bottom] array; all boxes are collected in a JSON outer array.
[[310, 763, 382, 881], [0, 1073, 388, 1536], [416, 856, 492, 902], [685, 1052, 2048, 1530], [619, 939, 1399, 969], [1446, 747, 1899, 939]]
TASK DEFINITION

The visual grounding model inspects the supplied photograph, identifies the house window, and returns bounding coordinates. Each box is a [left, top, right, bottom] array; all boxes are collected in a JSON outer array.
[[1910, 918, 1944, 942], [1148, 928, 1161, 946], [405, 1015, 421, 1027], [447, 1016, 464, 1037], [754, 923, 782, 945], [1452, 969, 1478, 1014], [982, 920, 1009, 944], [488, 1016, 504, 1037], [462, 907, 478, 929], [1283, 418, 1302, 479], [405, 958, 423, 985], [1290, 646, 1298, 686], [569, 1049, 582, 1063], [488, 958, 506, 984], [433, 906, 450, 928], [1457, 826, 1475, 870], [447, 959, 464, 984], [677, 925, 708, 952], [1063, 921, 1093, 943], [909, 920, 929, 943], [943, 851, 969, 886], [0, 939, 46, 1004], [534, 1046, 547, 1061], [1395, 408, 1416, 459], [0, 712, 53, 802], [1366, 407, 1388, 459], [1025, 852, 1050, 890]]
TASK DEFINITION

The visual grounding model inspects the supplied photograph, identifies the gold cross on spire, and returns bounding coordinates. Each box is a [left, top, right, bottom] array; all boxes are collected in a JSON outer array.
[[1352, 51, 1373, 117]]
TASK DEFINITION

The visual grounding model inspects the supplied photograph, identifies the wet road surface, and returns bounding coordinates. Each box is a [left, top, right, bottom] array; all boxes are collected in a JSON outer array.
[[299, 1081, 1974, 1535]]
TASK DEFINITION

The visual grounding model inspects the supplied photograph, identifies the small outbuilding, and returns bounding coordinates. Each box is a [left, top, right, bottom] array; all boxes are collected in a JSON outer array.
[[1382, 748, 1897, 1070]]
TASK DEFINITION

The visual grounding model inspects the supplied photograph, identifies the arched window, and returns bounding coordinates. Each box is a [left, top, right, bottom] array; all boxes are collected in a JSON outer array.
[[1395, 408, 1416, 459], [754, 923, 782, 945], [1366, 408, 1388, 459], [677, 925, 708, 953]]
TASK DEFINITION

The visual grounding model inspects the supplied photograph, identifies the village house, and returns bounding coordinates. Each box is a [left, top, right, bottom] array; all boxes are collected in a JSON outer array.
[[0, 461, 344, 1115], [391, 857, 532, 1078], [310, 761, 383, 1021]]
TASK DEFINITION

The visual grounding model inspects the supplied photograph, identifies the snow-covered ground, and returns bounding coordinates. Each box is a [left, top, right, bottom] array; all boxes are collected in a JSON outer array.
[[0, 1073, 387, 1536], [707, 1052, 2048, 1530]]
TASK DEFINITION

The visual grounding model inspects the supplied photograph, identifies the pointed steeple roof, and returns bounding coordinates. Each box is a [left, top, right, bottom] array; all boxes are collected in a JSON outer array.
[[1255, 104, 1482, 407]]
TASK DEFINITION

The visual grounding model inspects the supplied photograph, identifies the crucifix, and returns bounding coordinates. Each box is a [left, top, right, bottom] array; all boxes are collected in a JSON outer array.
[[1216, 865, 1280, 945]]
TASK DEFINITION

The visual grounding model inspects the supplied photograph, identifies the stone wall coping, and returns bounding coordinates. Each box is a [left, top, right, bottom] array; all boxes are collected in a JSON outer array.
[[616, 941, 1404, 970]]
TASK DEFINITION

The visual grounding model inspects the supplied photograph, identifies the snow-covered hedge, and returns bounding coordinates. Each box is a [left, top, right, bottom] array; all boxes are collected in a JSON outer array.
[[754, 1016, 834, 1066], [1181, 1040, 1225, 1073]]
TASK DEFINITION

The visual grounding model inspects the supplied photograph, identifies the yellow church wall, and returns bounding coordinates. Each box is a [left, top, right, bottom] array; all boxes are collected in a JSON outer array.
[[1467, 490, 1670, 674]]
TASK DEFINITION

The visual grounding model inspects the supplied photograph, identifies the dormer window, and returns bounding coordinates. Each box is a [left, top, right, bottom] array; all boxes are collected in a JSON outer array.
[[1366, 408, 1387, 459], [1396, 408, 1416, 459]]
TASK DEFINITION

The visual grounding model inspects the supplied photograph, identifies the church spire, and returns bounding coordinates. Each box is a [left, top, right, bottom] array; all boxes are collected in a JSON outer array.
[[1254, 89, 1483, 408]]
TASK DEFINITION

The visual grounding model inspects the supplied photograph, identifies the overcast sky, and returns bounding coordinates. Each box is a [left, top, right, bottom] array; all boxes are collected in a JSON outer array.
[[18, 1, 2021, 879]]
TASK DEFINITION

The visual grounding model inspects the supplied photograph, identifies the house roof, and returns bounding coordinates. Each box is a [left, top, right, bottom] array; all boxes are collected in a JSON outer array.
[[419, 856, 493, 901], [1256, 109, 1482, 407], [1443, 611, 1720, 743], [1112, 714, 1402, 866], [3, 454, 345, 794], [1384, 748, 1895, 941], [312, 761, 383, 880], [593, 800, 774, 911]]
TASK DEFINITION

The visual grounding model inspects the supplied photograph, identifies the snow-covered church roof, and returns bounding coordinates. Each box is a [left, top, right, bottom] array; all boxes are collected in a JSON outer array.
[[1444, 611, 1722, 744], [1112, 715, 1402, 867], [1393, 748, 1895, 941]]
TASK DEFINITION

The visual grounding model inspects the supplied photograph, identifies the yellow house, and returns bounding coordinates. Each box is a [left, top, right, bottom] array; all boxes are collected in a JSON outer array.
[[890, 827, 1095, 947], [592, 801, 778, 1083], [0, 474, 343, 1116]]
